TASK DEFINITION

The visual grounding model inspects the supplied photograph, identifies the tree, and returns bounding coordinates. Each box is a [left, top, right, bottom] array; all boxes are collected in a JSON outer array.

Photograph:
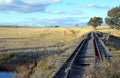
[[87, 17, 103, 29], [105, 18, 115, 29], [105, 6, 120, 30], [75, 24, 79, 27], [54, 25, 60, 28]]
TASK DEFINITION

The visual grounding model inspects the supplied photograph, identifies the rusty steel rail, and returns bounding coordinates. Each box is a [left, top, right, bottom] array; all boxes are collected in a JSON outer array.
[[52, 33, 109, 78], [52, 35, 88, 78], [94, 35, 103, 63], [65, 40, 86, 64], [65, 38, 88, 78], [93, 32, 108, 64]]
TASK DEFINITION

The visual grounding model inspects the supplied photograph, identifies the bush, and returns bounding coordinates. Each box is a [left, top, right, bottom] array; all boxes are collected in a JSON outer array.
[[87, 59, 120, 78]]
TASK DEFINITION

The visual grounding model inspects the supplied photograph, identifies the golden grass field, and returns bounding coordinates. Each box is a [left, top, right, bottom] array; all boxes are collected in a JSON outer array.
[[0, 26, 94, 78], [0, 26, 120, 78], [96, 26, 120, 37]]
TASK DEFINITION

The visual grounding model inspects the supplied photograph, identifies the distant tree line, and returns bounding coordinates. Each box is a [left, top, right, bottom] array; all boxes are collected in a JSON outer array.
[[46, 25, 60, 28], [87, 6, 120, 30]]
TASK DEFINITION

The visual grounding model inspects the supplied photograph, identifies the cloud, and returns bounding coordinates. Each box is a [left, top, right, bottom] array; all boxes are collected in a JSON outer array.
[[87, 4, 94, 7], [26, 17, 89, 26], [0, 0, 61, 13], [23, 0, 61, 4], [66, 3, 75, 6], [0, 0, 12, 3], [4, 0, 12, 3], [87, 4, 110, 10], [45, 10, 66, 14], [0, 16, 89, 26], [70, 10, 84, 15], [45, 9, 84, 15]]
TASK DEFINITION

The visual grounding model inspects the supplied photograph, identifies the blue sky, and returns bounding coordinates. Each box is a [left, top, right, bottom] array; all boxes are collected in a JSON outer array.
[[0, 0, 120, 27]]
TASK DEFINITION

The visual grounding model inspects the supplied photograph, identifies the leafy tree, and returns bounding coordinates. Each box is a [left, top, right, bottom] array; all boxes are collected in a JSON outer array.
[[105, 18, 115, 29], [105, 6, 120, 30], [87, 17, 103, 29]]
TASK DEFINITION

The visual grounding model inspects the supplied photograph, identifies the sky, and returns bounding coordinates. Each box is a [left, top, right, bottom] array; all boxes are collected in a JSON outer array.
[[0, 0, 120, 27]]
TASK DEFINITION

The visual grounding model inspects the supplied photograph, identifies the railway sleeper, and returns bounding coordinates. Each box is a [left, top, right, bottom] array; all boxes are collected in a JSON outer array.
[[78, 55, 94, 58], [75, 57, 94, 64]]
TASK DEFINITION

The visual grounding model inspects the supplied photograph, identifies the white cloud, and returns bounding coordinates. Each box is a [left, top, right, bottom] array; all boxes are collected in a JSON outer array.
[[5, 0, 12, 3], [87, 4, 110, 10], [0, 0, 61, 13], [0, 16, 88, 26], [0, 0, 61, 4], [45, 10, 65, 14], [23, 0, 61, 4], [0, 0, 12, 4], [26, 17, 89, 26], [10, 11, 17, 14], [87, 4, 94, 7]]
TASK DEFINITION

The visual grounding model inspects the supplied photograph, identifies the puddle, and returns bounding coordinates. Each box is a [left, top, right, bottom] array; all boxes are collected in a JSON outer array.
[[0, 72, 16, 78]]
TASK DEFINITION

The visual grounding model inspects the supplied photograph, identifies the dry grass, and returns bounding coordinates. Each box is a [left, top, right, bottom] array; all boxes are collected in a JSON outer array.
[[1, 26, 120, 78], [96, 26, 120, 37], [0, 26, 94, 78], [86, 59, 120, 78], [91, 26, 120, 78], [95, 26, 120, 51]]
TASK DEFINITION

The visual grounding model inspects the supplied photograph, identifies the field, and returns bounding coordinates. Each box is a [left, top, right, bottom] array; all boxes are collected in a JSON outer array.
[[95, 26, 120, 57], [0, 26, 94, 78], [0, 26, 120, 78], [91, 26, 120, 78]]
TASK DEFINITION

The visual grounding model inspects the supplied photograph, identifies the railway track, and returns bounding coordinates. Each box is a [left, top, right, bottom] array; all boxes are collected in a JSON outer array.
[[52, 32, 110, 78]]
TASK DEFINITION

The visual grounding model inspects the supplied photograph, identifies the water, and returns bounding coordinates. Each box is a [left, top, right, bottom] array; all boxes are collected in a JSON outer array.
[[0, 72, 16, 78]]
